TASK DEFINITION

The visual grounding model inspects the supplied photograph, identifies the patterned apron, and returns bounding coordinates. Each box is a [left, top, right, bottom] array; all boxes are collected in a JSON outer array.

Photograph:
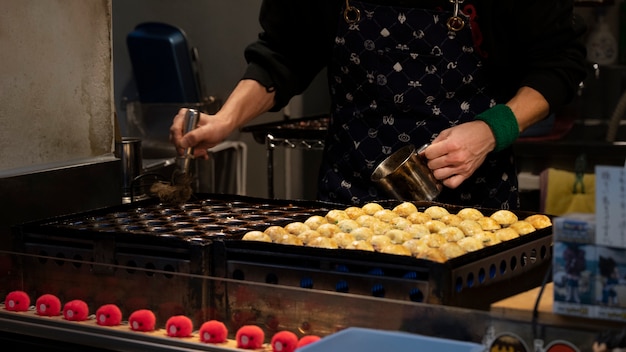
[[317, 0, 519, 210]]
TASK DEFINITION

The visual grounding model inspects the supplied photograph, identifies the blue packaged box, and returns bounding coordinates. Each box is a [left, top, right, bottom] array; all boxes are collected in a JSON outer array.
[[553, 213, 595, 244], [297, 327, 484, 352], [552, 241, 596, 318]]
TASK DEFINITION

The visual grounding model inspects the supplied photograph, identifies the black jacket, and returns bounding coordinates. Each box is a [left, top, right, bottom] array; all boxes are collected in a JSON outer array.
[[242, 0, 588, 114]]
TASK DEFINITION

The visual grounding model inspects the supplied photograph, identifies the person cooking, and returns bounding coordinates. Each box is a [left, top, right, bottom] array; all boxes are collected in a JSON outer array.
[[169, 0, 587, 209]]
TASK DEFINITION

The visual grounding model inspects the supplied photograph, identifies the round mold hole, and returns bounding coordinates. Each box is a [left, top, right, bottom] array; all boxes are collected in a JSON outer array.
[[145, 220, 169, 227], [195, 217, 216, 224], [175, 229, 205, 237], [240, 214, 268, 222], [220, 219, 248, 227], [236, 208, 261, 214]]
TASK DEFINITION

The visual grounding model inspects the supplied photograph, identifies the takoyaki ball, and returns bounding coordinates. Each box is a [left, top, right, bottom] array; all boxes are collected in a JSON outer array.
[[344, 206, 366, 220], [424, 219, 447, 233], [345, 240, 375, 252], [332, 232, 357, 248], [406, 211, 432, 224], [373, 209, 397, 223], [392, 202, 418, 217], [284, 222, 311, 235], [402, 239, 428, 255], [264, 226, 289, 242], [456, 208, 484, 221], [303, 215, 327, 230], [509, 220, 536, 235], [421, 233, 446, 248], [362, 202, 384, 215], [316, 223, 342, 237], [416, 247, 447, 263], [477, 216, 501, 231], [336, 219, 360, 233], [474, 231, 501, 246], [495, 227, 520, 242], [325, 209, 350, 224], [385, 229, 412, 244], [297, 230, 322, 245], [390, 216, 413, 231], [457, 236, 485, 252], [370, 221, 392, 236], [458, 220, 483, 236], [490, 210, 518, 226], [370, 235, 393, 251], [275, 234, 304, 246], [439, 242, 467, 260], [525, 214, 552, 230], [307, 236, 338, 249], [242, 231, 272, 242], [438, 226, 465, 242], [440, 214, 463, 227], [350, 227, 374, 241], [424, 205, 450, 220], [406, 224, 430, 239], [380, 243, 412, 256], [355, 214, 379, 228]]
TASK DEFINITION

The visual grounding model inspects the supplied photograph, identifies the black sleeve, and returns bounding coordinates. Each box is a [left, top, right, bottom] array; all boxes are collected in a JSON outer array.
[[241, 0, 341, 111], [481, 0, 588, 112]]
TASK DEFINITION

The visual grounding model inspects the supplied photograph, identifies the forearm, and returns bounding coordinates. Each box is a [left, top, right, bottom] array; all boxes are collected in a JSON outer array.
[[217, 79, 276, 130], [505, 86, 550, 133]]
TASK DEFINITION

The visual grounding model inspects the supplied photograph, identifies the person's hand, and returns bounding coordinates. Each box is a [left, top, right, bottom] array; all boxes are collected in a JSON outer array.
[[169, 108, 235, 159], [422, 120, 496, 189]]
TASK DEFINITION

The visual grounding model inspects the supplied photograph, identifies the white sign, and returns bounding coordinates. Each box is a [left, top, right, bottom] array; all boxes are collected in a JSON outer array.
[[595, 165, 626, 248]]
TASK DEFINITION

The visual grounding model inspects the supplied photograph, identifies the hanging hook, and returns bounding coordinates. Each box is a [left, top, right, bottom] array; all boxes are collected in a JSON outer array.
[[344, 0, 361, 24], [446, 0, 466, 31]]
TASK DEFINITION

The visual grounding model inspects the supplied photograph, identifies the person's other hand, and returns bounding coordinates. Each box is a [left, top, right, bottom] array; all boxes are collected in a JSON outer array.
[[169, 108, 234, 159], [423, 120, 496, 189]]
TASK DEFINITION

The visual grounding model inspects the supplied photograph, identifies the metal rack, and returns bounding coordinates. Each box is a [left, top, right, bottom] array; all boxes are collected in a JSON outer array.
[[242, 116, 329, 198]]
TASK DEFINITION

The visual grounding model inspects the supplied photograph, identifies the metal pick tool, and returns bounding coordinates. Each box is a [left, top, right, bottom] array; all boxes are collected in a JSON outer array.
[[150, 108, 200, 204]]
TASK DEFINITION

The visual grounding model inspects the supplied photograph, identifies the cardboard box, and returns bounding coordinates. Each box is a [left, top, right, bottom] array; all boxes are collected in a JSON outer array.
[[553, 235, 626, 322], [552, 241, 596, 319], [594, 246, 626, 322], [553, 213, 596, 244]]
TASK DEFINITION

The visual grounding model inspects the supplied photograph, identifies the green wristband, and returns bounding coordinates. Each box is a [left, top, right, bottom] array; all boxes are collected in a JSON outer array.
[[475, 104, 519, 152]]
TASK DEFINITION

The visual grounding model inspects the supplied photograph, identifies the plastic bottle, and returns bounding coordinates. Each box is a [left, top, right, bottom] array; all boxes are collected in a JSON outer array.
[[586, 8, 618, 65]]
